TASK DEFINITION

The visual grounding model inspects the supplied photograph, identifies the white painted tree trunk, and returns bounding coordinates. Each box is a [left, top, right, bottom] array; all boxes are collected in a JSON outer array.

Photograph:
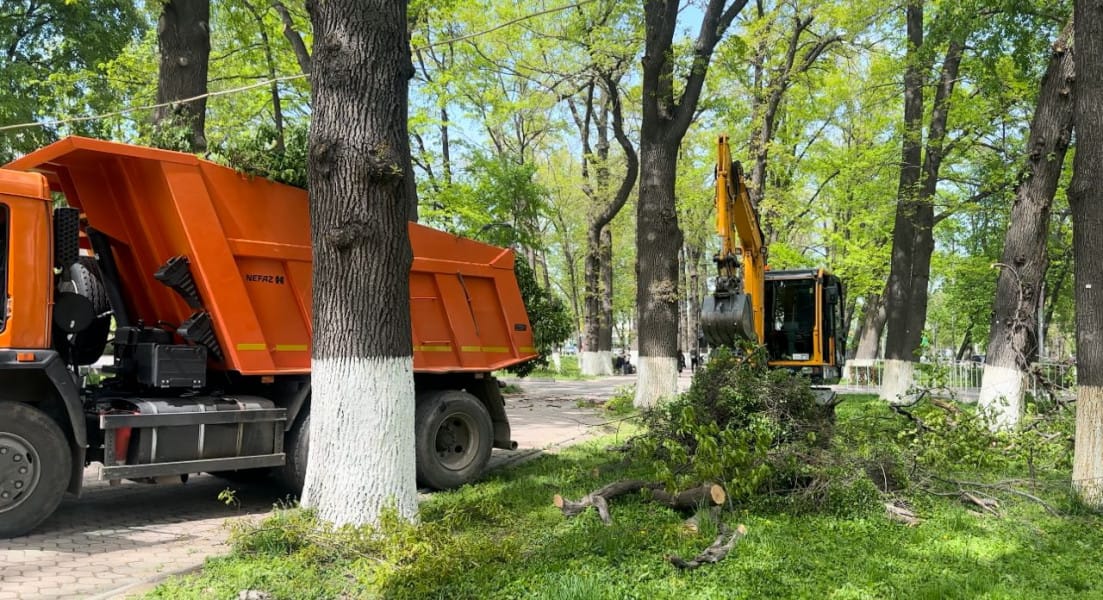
[[879, 359, 916, 405], [580, 351, 613, 376], [1074, 385, 1103, 508], [303, 356, 418, 525], [977, 364, 1026, 430], [633, 356, 678, 409]]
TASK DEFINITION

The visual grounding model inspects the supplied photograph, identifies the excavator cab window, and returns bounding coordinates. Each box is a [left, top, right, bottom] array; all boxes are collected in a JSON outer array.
[[765, 278, 816, 361]]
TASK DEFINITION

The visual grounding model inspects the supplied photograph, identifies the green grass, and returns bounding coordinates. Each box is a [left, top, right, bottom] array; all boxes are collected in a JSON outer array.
[[149, 395, 1103, 600], [509, 354, 595, 381]]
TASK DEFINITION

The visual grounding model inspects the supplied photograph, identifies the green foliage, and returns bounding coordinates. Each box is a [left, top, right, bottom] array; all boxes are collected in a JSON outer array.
[[633, 345, 832, 498], [211, 123, 309, 188], [0, 0, 146, 159], [508, 258, 572, 377], [603, 384, 636, 416], [421, 151, 549, 250]]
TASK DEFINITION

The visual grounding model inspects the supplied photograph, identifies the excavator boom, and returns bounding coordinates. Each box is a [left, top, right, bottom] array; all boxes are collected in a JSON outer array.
[[701, 135, 765, 346], [700, 134, 847, 384]]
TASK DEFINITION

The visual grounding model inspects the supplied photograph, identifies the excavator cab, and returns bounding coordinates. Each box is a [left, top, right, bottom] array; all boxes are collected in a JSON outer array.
[[763, 269, 845, 384], [699, 135, 845, 385]]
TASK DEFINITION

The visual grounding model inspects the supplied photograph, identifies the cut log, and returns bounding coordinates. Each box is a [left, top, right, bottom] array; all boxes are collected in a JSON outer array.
[[652, 483, 726, 510], [553, 479, 658, 521], [668, 523, 748, 570], [960, 491, 1001, 516], [885, 502, 922, 526], [554, 481, 727, 525]]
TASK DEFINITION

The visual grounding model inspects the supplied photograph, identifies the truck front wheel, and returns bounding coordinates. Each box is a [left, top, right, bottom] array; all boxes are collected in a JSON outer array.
[[0, 402, 71, 538], [414, 390, 493, 490]]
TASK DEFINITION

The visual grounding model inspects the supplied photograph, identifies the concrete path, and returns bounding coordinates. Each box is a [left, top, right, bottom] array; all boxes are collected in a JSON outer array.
[[0, 376, 638, 600]]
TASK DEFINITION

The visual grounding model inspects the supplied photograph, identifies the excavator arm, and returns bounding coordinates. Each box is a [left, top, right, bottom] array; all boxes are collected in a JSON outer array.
[[701, 135, 767, 346]]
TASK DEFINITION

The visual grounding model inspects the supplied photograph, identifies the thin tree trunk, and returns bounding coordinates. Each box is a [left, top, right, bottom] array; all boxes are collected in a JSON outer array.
[[243, 0, 285, 150], [679, 245, 689, 352], [687, 245, 703, 360], [599, 227, 614, 355], [272, 0, 311, 75], [1071, 0, 1103, 507], [853, 293, 886, 361], [955, 326, 973, 362], [1043, 244, 1072, 346], [302, 0, 418, 526], [980, 20, 1075, 428], [154, 0, 210, 152]]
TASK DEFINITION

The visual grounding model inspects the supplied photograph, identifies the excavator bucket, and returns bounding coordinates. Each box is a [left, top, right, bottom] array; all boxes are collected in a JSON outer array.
[[701, 290, 756, 347]]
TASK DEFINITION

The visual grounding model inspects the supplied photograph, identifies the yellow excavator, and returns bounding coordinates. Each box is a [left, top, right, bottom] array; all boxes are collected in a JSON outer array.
[[700, 134, 846, 385]]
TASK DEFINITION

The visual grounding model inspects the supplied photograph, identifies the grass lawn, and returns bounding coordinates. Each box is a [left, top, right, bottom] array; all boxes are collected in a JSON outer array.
[[150, 395, 1103, 599]]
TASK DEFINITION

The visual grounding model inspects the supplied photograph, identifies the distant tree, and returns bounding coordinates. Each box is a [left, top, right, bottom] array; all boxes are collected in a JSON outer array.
[[153, 0, 211, 151], [301, 0, 419, 526], [1071, 0, 1103, 508]]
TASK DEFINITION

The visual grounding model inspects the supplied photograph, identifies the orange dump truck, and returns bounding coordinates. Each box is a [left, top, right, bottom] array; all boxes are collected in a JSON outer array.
[[0, 137, 537, 537]]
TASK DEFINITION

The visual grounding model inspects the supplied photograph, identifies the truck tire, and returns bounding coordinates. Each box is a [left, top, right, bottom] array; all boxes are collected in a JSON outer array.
[[276, 410, 309, 495], [0, 402, 71, 538], [52, 257, 112, 365], [415, 390, 493, 490]]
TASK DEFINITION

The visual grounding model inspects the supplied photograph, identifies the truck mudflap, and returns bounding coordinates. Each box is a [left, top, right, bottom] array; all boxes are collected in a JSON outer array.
[[0, 350, 86, 496]]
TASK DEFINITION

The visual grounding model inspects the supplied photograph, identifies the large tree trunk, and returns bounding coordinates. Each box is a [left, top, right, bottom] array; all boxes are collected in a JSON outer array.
[[979, 20, 1074, 429], [880, 2, 925, 403], [302, 0, 418, 525], [634, 0, 745, 407], [1071, 0, 1103, 508], [154, 0, 210, 152], [882, 6, 965, 403], [635, 137, 683, 406]]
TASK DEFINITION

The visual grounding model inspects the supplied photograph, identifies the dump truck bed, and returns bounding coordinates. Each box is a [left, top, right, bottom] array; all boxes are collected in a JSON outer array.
[[6, 137, 537, 376]]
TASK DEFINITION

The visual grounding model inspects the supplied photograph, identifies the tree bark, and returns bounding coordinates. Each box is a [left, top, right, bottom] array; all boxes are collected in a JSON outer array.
[[1071, 0, 1103, 508], [980, 20, 1075, 428], [301, 0, 418, 525], [882, 5, 966, 403], [154, 0, 210, 152], [852, 293, 886, 362], [635, 0, 746, 408]]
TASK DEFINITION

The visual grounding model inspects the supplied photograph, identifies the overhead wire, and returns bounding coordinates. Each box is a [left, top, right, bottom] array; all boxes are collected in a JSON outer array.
[[0, 0, 595, 134]]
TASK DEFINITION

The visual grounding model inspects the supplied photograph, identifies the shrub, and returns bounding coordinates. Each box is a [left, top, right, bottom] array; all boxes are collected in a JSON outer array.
[[632, 344, 835, 500]]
